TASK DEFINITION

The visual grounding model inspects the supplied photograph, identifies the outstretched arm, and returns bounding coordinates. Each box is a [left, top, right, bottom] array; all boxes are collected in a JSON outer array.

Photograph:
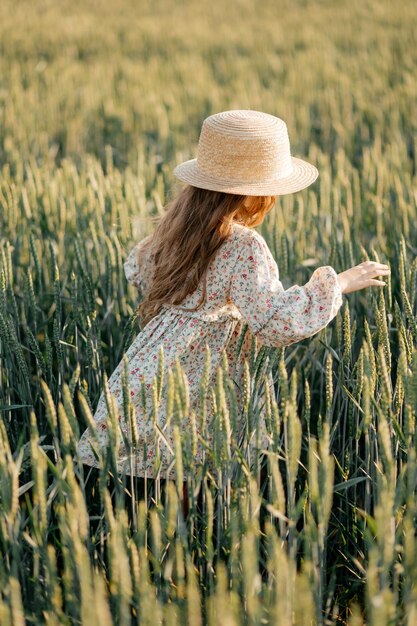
[[229, 230, 343, 348]]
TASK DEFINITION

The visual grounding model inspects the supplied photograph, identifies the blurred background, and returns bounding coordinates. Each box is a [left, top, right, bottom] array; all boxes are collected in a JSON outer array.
[[1, 1, 417, 623]]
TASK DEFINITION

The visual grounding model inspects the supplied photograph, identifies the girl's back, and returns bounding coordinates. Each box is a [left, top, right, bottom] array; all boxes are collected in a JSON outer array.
[[76, 219, 343, 479]]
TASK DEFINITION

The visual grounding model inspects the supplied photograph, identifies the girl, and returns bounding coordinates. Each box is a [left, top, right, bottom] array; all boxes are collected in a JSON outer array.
[[76, 109, 390, 518]]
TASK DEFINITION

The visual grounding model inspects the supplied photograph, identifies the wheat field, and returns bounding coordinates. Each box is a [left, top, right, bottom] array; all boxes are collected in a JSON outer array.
[[0, 0, 417, 624]]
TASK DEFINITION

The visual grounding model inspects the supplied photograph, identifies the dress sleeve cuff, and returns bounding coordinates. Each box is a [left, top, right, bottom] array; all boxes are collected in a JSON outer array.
[[310, 265, 344, 320]]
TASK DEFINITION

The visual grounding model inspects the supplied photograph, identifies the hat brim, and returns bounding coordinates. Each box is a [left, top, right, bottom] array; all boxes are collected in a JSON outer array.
[[173, 156, 319, 196]]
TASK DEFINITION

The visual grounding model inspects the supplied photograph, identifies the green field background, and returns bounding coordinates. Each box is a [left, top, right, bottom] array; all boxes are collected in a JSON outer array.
[[0, 0, 417, 624]]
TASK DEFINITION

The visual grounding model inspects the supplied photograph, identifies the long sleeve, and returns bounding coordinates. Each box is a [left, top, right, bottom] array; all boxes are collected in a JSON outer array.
[[123, 235, 154, 292], [229, 230, 343, 348]]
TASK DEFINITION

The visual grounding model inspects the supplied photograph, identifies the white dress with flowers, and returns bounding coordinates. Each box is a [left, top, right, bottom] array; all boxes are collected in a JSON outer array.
[[76, 222, 343, 479]]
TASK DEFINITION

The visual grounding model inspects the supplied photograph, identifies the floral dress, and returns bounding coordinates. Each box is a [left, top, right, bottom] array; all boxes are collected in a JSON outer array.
[[76, 222, 343, 479]]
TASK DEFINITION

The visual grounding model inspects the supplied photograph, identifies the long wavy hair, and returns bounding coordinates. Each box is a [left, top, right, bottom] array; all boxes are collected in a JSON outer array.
[[135, 184, 276, 328]]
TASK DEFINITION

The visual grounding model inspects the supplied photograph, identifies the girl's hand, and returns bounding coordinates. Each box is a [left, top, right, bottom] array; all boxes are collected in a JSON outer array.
[[337, 261, 391, 295]]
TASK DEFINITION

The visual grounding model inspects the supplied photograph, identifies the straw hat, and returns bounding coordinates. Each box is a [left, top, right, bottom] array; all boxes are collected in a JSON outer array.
[[173, 109, 319, 196]]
